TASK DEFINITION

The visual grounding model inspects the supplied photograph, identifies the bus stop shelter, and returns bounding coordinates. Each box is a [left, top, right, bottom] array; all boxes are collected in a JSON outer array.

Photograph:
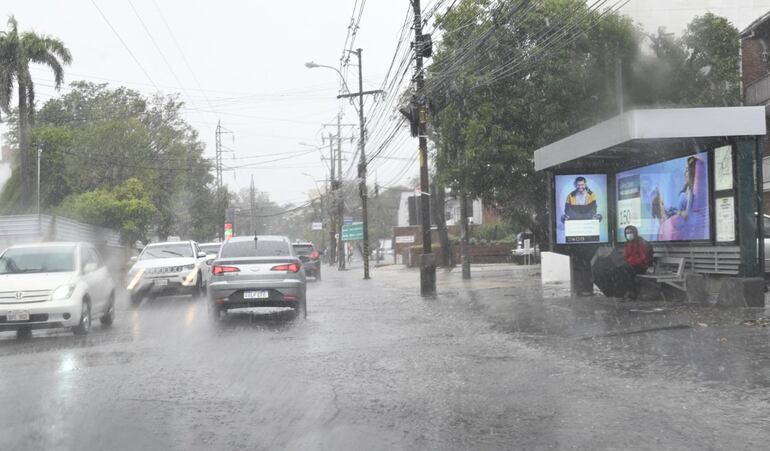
[[534, 107, 767, 306]]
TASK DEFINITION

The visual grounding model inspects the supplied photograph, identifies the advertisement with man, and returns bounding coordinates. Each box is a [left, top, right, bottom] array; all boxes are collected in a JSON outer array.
[[616, 152, 710, 242], [555, 174, 608, 244]]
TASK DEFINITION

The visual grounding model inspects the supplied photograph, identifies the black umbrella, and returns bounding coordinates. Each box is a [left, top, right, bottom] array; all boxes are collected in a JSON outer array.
[[591, 248, 632, 298]]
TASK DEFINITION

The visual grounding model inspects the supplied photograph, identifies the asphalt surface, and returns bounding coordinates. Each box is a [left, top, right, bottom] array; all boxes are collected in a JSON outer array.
[[1, 262, 769, 450]]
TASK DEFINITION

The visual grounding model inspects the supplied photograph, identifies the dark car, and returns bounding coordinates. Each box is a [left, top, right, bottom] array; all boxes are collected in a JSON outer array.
[[292, 242, 321, 280]]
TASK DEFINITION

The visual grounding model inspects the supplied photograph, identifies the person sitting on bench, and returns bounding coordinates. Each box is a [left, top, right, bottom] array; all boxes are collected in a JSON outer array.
[[622, 225, 653, 299]]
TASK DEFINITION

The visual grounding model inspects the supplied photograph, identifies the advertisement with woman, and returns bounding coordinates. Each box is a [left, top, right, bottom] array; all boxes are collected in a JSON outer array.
[[555, 174, 608, 244], [616, 152, 710, 242]]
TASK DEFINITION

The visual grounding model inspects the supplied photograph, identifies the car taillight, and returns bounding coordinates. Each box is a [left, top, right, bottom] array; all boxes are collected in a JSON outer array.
[[271, 263, 301, 273], [212, 265, 240, 276], [310, 251, 320, 260]]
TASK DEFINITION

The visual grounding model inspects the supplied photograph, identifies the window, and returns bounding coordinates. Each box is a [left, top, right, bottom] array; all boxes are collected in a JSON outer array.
[[220, 240, 290, 258], [140, 243, 195, 260], [0, 246, 76, 274]]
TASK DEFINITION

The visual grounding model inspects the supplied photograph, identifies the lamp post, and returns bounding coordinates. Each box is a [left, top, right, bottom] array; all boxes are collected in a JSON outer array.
[[304, 61, 350, 272], [306, 52, 383, 280], [36, 145, 42, 215]]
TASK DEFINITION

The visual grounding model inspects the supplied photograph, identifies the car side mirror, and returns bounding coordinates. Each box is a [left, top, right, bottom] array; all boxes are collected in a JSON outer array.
[[197, 251, 207, 259], [83, 262, 98, 274]]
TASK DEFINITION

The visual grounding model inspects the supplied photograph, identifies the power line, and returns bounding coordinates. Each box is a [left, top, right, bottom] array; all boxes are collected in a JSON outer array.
[[126, 0, 209, 130], [89, 0, 161, 92]]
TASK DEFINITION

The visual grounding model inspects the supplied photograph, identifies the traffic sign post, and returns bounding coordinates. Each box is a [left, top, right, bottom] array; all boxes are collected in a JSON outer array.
[[341, 222, 364, 241]]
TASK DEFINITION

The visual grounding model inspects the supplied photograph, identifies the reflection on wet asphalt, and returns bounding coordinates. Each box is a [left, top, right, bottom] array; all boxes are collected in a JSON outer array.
[[1, 264, 769, 450]]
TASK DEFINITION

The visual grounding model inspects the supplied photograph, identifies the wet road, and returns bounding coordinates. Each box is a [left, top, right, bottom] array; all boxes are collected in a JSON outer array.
[[1, 264, 769, 450]]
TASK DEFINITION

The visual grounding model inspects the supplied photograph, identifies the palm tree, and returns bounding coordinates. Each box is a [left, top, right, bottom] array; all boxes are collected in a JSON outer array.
[[0, 15, 71, 210]]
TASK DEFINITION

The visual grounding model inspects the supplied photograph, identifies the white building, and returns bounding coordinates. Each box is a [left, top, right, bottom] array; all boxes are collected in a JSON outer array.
[[396, 192, 483, 227]]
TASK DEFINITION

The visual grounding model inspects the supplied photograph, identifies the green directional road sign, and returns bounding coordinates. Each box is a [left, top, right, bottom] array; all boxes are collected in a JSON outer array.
[[341, 222, 364, 241]]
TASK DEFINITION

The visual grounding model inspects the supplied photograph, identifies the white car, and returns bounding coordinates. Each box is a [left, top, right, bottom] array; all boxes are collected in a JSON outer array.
[[0, 242, 116, 338], [126, 240, 210, 305]]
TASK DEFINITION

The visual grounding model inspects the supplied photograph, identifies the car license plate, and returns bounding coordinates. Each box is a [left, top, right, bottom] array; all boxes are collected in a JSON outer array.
[[243, 290, 269, 299], [7, 310, 29, 322], [154, 279, 168, 287]]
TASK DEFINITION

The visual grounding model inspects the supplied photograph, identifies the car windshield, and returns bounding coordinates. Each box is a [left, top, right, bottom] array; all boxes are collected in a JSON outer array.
[[220, 240, 290, 258], [140, 243, 194, 260], [7, 2, 770, 449], [199, 244, 221, 255], [292, 245, 314, 256], [0, 246, 76, 274]]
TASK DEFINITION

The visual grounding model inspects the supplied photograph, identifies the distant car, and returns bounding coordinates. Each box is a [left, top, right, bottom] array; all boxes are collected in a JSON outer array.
[[125, 240, 209, 306], [208, 235, 307, 319], [0, 242, 116, 338], [375, 238, 394, 262], [292, 242, 321, 280]]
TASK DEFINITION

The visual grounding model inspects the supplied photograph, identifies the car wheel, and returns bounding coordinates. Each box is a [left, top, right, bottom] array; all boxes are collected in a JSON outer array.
[[209, 305, 224, 322], [16, 328, 31, 340], [100, 292, 115, 327], [72, 299, 92, 336], [130, 292, 144, 308], [196, 273, 205, 298], [316, 268, 321, 281], [295, 297, 307, 319]]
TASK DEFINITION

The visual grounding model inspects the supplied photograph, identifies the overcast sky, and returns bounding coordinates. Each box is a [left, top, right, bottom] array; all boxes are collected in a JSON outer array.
[[2, 0, 770, 204]]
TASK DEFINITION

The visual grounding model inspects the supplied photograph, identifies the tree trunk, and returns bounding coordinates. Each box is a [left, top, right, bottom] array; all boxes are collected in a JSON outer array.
[[460, 182, 471, 280], [431, 181, 453, 267], [18, 82, 31, 211]]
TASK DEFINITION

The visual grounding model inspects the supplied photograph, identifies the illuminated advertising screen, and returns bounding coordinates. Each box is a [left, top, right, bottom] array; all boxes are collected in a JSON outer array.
[[555, 174, 608, 244], [616, 152, 710, 242]]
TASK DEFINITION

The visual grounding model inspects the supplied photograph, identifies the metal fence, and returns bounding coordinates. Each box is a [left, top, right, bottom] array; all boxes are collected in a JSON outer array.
[[0, 215, 128, 275], [0, 214, 121, 251]]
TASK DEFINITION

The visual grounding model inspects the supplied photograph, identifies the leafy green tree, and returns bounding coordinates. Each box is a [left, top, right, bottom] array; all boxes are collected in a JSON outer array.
[[428, 0, 638, 243], [0, 16, 71, 210], [631, 14, 740, 107], [57, 178, 157, 245], [1, 81, 220, 241], [426, 1, 739, 244]]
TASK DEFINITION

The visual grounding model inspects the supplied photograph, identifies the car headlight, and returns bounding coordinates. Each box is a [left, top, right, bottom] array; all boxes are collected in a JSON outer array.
[[51, 284, 76, 301], [182, 264, 195, 270]]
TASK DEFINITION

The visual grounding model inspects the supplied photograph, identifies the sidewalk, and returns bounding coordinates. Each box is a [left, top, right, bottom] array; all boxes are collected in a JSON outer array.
[[386, 262, 770, 391]]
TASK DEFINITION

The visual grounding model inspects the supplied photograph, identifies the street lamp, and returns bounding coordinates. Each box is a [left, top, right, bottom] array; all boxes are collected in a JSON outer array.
[[304, 61, 354, 98], [36, 145, 43, 215], [304, 61, 350, 272], [306, 51, 381, 280]]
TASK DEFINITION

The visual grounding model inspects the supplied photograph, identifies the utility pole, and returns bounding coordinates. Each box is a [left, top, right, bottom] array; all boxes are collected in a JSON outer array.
[[337, 115, 346, 270], [412, 0, 436, 296], [323, 115, 356, 270], [215, 121, 233, 240], [328, 134, 338, 266], [337, 49, 383, 280], [249, 175, 256, 235], [215, 121, 223, 192]]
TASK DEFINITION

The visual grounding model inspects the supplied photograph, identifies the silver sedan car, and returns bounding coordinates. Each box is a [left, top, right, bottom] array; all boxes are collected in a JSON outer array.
[[207, 236, 307, 319]]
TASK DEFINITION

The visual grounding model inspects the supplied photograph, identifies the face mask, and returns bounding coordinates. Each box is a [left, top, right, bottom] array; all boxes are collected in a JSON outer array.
[[626, 233, 635, 241]]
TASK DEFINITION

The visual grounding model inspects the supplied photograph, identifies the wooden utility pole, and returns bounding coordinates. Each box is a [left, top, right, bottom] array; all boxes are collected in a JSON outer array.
[[412, 0, 436, 295], [337, 49, 383, 280]]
